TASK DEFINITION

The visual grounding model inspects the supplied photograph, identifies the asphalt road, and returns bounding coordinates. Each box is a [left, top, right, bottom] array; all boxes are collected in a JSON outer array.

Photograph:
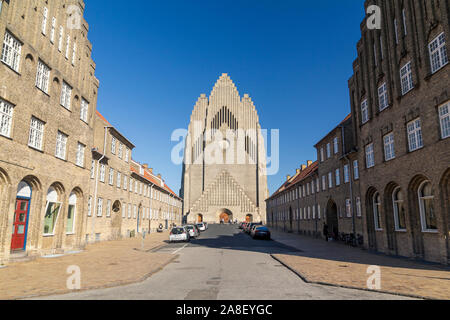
[[36, 224, 413, 300]]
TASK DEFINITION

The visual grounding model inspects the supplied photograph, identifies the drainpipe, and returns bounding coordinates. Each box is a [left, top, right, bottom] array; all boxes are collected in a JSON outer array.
[[340, 124, 356, 241], [91, 126, 110, 242], [148, 183, 154, 232]]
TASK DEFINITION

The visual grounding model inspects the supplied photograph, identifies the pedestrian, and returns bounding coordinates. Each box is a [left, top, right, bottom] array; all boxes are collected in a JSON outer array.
[[323, 223, 329, 242]]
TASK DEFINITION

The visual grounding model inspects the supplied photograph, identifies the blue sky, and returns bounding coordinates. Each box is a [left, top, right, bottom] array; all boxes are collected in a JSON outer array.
[[84, 0, 366, 195]]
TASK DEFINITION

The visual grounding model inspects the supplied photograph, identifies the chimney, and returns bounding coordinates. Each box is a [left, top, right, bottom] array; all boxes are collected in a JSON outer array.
[[296, 169, 301, 174], [149, 168, 153, 174], [301, 165, 307, 171], [287, 175, 291, 181], [143, 163, 148, 169], [307, 160, 313, 167], [157, 174, 162, 179]]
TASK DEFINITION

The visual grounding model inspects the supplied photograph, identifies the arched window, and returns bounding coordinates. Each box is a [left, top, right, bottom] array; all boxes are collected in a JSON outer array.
[[392, 187, 406, 231], [418, 181, 437, 231], [43, 187, 61, 235], [66, 192, 77, 234], [373, 192, 382, 230]]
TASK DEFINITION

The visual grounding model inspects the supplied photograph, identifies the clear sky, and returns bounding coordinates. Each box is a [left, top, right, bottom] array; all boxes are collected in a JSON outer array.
[[84, 0, 366, 195]]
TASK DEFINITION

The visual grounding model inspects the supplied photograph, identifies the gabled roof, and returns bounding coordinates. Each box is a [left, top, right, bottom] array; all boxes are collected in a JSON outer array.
[[314, 114, 351, 148], [130, 166, 181, 200], [267, 161, 319, 201]]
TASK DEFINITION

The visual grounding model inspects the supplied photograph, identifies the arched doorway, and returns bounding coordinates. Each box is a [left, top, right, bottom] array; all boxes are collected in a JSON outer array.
[[11, 181, 32, 251], [365, 187, 379, 250], [326, 200, 338, 240], [218, 209, 232, 223], [440, 169, 450, 262], [246, 214, 253, 223], [197, 214, 203, 223], [111, 200, 122, 239]]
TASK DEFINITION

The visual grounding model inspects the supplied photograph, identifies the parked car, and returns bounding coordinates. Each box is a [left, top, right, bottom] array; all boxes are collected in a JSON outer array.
[[204, 222, 208, 230], [251, 226, 271, 240], [238, 222, 245, 229], [246, 222, 262, 234], [169, 226, 190, 243], [184, 225, 200, 238], [196, 222, 207, 232]]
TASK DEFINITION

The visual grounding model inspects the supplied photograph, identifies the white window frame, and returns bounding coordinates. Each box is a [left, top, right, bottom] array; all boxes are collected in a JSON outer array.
[[87, 196, 92, 217], [320, 147, 324, 162], [72, 42, 77, 66], [343, 164, 350, 183], [90, 160, 95, 179], [0, 99, 14, 138], [407, 118, 423, 152], [378, 82, 388, 111], [109, 168, 114, 185], [335, 169, 341, 186], [58, 26, 64, 52], [117, 172, 121, 188], [50, 17, 56, 43], [76, 142, 85, 167], [392, 187, 407, 232], [418, 181, 437, 232], [1, 31, 22, 72], [106, 200, 111, 218], [365, 143, 375, 168], [65, 35, 70, 59], [60, 81, 72, 110], [439, 101, 450, 139], [429, 32, 448, 74], [328, 172, 333, 189], [333, 137, 339, 154], [111, 137, 116, 154], [36, 60, 50, 93], [345, 199, 352, 218], [80, 98, 89, 123], [361, 99, 369, 124], [41, 7, 48, 35], [373, 192, 382, 230], [402, 9, 407, 36], [356, 197, 362, 217], [97, 198, 103, 217], [383, 132, 396, 161], [99, 164, 106, 182], [55, 131, 68, 160], [28, 117, 44, 150], [353, 160, 359, 180], [326, 143, 331, 158], [400, 61, 414, 95]]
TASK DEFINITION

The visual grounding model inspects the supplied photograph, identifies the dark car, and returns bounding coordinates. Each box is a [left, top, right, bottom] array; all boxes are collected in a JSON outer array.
[[251, 226, 271, 240], [246, 222, 262, 234]]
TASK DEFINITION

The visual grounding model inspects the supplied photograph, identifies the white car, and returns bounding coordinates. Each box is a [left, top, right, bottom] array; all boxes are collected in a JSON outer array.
[[169, 226, 190, 243], [196, 223, 207, 232], [184, 225, 200, 238]]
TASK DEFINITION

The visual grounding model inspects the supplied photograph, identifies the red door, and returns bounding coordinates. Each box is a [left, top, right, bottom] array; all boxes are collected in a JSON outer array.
[[11, 199, 29, 251]]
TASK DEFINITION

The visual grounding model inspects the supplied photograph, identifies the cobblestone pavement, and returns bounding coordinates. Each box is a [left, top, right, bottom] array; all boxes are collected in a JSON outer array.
[[270, 230, 450, 300], [0, 232, 175, 300]]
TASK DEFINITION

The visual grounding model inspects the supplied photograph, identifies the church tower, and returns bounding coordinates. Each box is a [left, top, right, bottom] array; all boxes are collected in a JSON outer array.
[[181, 74, 269, 224]]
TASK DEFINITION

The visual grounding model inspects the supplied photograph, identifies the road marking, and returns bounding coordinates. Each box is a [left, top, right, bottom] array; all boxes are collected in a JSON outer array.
[[172, 243, 189, 255]]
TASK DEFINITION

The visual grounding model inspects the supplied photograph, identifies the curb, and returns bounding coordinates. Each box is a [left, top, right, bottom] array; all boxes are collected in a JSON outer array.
[[270, 254, 434, 301], [15, 254, 179, 300]]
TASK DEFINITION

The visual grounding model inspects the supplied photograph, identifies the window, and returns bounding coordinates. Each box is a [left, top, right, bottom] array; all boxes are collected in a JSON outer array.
[[394, 19, 399, 44], [353, 160, 359, 180], [36, 60, 50, 93], [333, 137, 339, 154], [43, 187, 61, 235], [400, 62, 414, 95], [365, 144, 375, 168], [402, 9, 407, 36], [50, 17, 56, 43], [41, 7, 48, 35], [418, 182, 437, 231], [122, 203, 126, 218], [97, 198, 103, 217], [429, 33, 448, 74], [60, 81, 72, 110], [316, 178, 320, 193], [439, 102, 450, 139], [117, 172, 121, 188], [378, 83, 388, 111], [335, 169, 341, 186], [118, 143, 123, 159], [328, 172, 333, 189], [320, 147, 324, 162], [55, 131, 68, 160], [373, 192, 382, 230], [28, 117, 44, 150], [76, 142, 85, 167], [125, 148, 129, 162], [1, 31, 22, 72], [133, 205, 137, 219], [72, 42, 77, 65], [322, 176, 326, 191], [311, 180, 315, 194], [65, 35, 70, 59], [129, 178, 133, 191], [111, 137, 116, 154], [135, 180, 138, 193], [80, 98, 89, 122], [108, 168, 114, 185], [407, 118, 423, 152], [128, 204, 131, 218], [87, 196, 92, 217], [123, 175, 128, 190], [58, 26, 63, 52], [393, 187, 406, 231], [67, 193, 76, 234], [0, 99, 14, 138], [361, 99, 369, 124], [312, 206, 316, 219], [99, 164, 105, 182], [345, 199, 352, 218], [90, 160, 95, 179], [383, 133, 395, 161], [106, 200, 111, 218], [344, 165, 350, 183], [356, 197, 362, 217], [326, 143, 331, 158]]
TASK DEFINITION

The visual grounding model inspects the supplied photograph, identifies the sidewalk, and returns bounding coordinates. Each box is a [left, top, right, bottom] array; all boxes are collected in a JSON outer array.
[[0, 232, 175, 300], [270, 230, 450, 300]]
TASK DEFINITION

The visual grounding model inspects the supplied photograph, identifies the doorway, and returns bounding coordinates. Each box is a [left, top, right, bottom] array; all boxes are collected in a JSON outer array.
[[11, 181, 32, 252], [326, 200, 339, 240]]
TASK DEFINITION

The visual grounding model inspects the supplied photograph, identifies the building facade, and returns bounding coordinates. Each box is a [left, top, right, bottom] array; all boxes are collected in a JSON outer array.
[[181, 74, 269, 224], [348, 0, 450, 263], [0, 0, 99, 263]]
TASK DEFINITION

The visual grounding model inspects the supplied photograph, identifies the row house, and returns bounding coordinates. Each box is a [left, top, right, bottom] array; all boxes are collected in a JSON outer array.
[[348, 0, 450, 264], [0, 0, 99, 263], [87, 111, 183, 243]]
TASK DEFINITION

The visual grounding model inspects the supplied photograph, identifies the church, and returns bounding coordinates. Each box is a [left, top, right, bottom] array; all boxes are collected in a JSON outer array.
[[181, 74, 269, 224]]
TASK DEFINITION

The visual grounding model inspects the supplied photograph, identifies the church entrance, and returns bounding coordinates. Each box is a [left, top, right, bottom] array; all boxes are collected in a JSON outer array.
[[218, 209, 233, 224]]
